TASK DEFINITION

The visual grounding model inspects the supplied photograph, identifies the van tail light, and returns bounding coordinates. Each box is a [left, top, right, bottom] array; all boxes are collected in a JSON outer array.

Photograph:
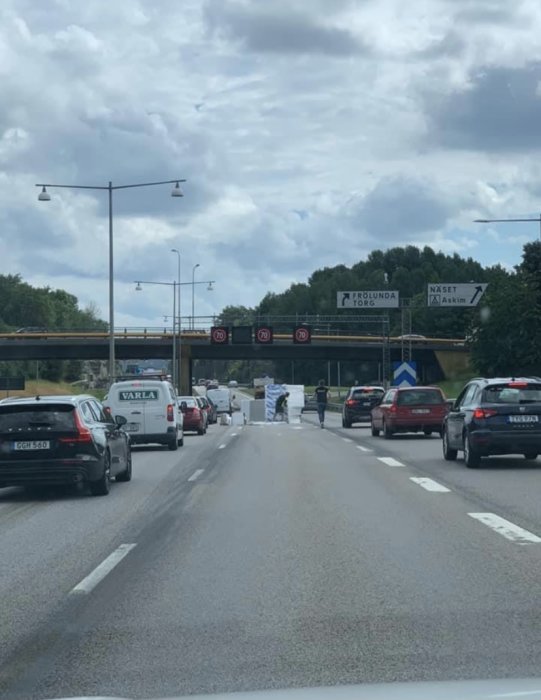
[[473, 408, 498, 419], [167, 404, 174, 422], [59, 410, 92, 443]]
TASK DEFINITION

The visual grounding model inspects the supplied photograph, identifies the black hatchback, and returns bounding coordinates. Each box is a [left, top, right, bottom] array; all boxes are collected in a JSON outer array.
[[342, 386, 385, 428], [443, 378, 541, 468], [0, 395, 132, 495]]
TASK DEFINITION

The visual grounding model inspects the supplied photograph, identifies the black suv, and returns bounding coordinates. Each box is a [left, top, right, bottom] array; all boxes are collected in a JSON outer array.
[[342, 385, 385, 428], [0, 395, 132, 495], [443, 377, 541, 468]]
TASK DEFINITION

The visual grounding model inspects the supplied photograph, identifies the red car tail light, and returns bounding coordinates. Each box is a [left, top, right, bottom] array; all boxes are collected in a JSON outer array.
[[167, 404, 174, 422], [389, 404, 397, 413], [473, 408, 498, 419], [346, 399, 355, 406], [59, 410, 92, 443]]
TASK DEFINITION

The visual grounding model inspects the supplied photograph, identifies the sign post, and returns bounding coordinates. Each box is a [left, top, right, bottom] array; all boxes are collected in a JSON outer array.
[[427, 283, 488, 307], [337, 291, 400, 309]]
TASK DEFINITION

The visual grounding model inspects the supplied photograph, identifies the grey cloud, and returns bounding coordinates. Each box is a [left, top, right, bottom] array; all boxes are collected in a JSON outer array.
[[427, 63, 541, 152], [203, 0, 365, 56], [418, 31, 465, 59], [352, 177, 451, 239]]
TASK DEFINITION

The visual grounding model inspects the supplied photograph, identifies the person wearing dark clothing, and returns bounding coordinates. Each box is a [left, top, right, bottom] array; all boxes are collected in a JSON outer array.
[[273, 392, 289, 421], [314, 380, 330, 428]]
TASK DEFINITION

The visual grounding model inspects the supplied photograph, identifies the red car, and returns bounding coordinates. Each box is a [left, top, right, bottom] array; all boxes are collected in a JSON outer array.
[[178, 396, 207, 435], [371, 386, 448, 438]]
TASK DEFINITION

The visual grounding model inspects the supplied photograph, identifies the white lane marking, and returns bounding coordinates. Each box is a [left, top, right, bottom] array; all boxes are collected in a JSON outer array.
[[231, 432, 238, 437], [218, 443, 227, 449], [468, 513, 541, 545], [71, 544, 137, 595], [410, 477, 450, 493], [357, 446, 372, 452], [188, 468, 205, 482], [342, 437, 353, 443], [377, 457, 405, 467]]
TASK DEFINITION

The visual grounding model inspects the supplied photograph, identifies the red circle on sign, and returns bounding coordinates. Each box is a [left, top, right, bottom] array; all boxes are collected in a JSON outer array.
[[257, 328, 271, 342], [212, 328, 227, 343], [295, 328, 309, 342]]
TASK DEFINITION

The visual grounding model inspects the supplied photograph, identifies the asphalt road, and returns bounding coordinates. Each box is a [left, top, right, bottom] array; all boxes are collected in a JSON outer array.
[[1, 411, 541, 699]]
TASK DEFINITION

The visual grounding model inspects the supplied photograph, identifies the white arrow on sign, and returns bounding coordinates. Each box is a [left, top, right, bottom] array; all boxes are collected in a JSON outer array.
[[337, 290, 400, 308], [427, 283, 488, 307]]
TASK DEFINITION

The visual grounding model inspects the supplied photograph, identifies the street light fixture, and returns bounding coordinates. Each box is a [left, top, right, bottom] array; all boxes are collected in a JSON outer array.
[[36, 177, 187, 384], [474, 215, 541, 240]]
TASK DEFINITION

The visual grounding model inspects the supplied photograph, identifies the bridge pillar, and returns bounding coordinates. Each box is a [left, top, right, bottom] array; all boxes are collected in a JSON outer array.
[[179, 344, 192, 395]]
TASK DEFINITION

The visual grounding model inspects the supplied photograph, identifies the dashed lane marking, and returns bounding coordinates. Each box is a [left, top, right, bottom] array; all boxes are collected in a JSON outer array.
[[377, 457, 405, 467], [356, 446, 372, 452], [70, 544, 137, 595], [410, 477, 450, 493], [468, 513, 541, 545], [188, 468, 205, 482]]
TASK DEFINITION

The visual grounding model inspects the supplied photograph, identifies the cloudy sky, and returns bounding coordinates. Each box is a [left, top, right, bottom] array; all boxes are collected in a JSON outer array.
[[2, 0, 541, 328]]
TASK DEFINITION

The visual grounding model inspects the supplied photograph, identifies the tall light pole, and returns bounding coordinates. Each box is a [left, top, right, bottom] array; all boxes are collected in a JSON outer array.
[[192, 263, 200, 329], [171, 249, 181, 392], [474, 215, 541, 240], [36, 178, 186, 384], [135, 280, 177, 386]]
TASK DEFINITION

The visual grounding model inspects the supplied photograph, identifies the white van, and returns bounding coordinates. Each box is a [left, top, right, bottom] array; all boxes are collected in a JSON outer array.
[[206, 388, 232, 415], [103, 379, 183, 450]]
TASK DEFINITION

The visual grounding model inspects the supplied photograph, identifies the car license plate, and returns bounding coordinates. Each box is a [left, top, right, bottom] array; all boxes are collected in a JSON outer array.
[[125, 423, 140, 432], [508, 415, 539, 423], [13, 440, 50, 450], [412, 409, 430, 414], [362, 402, 371, 406]]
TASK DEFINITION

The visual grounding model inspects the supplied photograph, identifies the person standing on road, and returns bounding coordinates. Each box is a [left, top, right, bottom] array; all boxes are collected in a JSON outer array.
[[314, 379, 330, 428]]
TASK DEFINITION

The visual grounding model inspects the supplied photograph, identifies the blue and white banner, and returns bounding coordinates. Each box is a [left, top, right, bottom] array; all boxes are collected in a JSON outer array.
[[265, 384, 287, 421], [392, 361, 417, 387]]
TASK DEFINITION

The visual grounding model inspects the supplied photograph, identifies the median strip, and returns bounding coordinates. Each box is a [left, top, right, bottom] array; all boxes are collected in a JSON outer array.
[[410, 477, 450, 493], [70, 543, 137, 595], [468, 513, 541, 545]]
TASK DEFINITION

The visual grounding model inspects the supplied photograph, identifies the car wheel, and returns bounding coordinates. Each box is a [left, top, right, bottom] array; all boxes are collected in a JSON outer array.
[[197, 426, 205, 435], [442, 428, 457, 461], [524, 452, 538, 460], [423, 429, 432, 437], [178, 435, 184, 447], [168, 434, 179, 451], [90, 451, 111, 496], [116, 448, 132, 482], [463, 433, 480, 468], [383, 419, 393, 439], [371, 420, 380, 437], [344, 418, 352, 428]]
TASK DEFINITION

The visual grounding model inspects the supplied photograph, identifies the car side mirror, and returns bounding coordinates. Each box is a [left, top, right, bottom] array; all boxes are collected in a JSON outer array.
[[180, 401, 187, 412], [115, 415, 127, 426]]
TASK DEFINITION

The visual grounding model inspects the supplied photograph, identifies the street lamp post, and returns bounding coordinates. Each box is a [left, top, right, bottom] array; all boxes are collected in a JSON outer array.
[[474, 215, 541, 240], [36, 178, 186, 384], [192, 263, 200, 329]]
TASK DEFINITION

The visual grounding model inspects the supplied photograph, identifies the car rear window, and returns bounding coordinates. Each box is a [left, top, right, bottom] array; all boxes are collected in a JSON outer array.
[[397, 390, 444, 406], [483, 383, 541, 404], [351, 388, 384, 400], [0, 404, 76, 431], [180, 397, 197, 407]]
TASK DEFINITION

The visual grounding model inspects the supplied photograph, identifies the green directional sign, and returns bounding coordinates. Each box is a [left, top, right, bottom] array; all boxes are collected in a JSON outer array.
[[118, 389, 159, 401]]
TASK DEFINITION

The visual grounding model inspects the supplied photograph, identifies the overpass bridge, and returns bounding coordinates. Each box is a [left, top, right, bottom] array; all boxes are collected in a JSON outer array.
[[0, 330, 469, 391]]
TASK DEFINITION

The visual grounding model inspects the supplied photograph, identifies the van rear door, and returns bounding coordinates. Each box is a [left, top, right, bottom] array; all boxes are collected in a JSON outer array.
[[114, 385, 153, 436], [144, 384, 173, 435]]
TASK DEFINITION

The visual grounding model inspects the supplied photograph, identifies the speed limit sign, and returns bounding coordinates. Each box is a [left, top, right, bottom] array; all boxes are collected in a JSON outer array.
[[210, 326, 229, 344], [293, 325, 311, 344], [255, 325, 273, 344]]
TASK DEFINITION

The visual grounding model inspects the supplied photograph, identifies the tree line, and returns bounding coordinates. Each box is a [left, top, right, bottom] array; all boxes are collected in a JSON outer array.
[[0, 274, 107, 382], [206, 244, 541, 383]]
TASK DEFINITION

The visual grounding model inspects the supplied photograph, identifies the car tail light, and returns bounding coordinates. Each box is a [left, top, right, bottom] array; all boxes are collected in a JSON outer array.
[[389, 404, 397, 413], [346, 399, 355, 406], [59, 410, 92, 443], [508, 381, 528, 388], [167, 404, 174, 422], [473, 408, 498, 419]]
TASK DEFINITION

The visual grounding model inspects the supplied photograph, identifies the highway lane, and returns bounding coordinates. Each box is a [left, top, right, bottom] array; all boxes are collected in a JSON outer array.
[[306, 411, 541, 537], [0, 421, 233, 677], [2, 418, 541, 699]]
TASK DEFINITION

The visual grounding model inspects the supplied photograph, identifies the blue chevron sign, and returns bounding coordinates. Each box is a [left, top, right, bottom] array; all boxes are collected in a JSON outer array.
[[392, 361, 417, 387]]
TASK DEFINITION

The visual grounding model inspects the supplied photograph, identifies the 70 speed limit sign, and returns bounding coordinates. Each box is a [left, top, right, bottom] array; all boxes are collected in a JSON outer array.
[[293, 325, 311, 344], [210, 326, 229, 344], [255, 326, 273, 344]]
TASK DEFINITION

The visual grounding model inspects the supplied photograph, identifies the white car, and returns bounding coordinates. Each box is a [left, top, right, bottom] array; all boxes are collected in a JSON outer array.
[[103, 378, 183, 450], [206, 388, 232, 415]]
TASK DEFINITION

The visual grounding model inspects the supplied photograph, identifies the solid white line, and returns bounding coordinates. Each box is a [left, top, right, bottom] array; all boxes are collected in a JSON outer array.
[[188, 468, 205, 482], [377, 457, 405, 467], [342, 437, 353, 443], [356, 445, 372, 452], [468, 513, 541, 545], [218, 444, 226, 449], [410, 477, 450, 493], [71, 544, 137, 595]]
